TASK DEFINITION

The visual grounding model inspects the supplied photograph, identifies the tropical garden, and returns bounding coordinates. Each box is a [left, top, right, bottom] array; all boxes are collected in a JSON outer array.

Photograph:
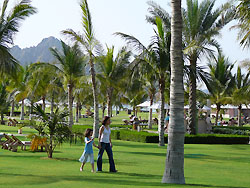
[[1, 0, 250, 187]]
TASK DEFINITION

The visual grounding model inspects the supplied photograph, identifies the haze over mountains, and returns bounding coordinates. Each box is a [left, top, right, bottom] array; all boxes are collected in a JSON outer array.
[[10, 36, 62, 66]]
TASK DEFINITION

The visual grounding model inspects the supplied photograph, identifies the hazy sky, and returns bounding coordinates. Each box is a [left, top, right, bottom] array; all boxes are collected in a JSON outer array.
[[12, 0, 250, 67]]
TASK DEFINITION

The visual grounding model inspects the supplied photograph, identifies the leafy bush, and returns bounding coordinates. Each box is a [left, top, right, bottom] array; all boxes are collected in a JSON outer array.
[[110, 129, 249, 144], [184, 134, 249, 144], [72, 125, 250, 144], [212, 127, 250, 135]]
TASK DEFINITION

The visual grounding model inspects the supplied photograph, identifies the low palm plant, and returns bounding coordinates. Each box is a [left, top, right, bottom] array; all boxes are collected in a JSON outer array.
[[32, 105, 71, 158]]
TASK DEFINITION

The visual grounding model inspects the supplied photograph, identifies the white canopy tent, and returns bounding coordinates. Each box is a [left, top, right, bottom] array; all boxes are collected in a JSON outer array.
[[136, 101, 151, 107], [184, 105, 211, 110], [18, 99, 31, 106], [35, 100, 51, 105], [150, 102, 170, 109]]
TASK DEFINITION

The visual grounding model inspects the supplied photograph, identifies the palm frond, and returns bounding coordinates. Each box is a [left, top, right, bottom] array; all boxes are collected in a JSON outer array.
[[114, 32, 149, 54]]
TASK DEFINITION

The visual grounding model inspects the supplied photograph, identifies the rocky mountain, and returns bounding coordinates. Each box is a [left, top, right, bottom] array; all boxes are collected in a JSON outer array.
[[10, 36, 62, 66]]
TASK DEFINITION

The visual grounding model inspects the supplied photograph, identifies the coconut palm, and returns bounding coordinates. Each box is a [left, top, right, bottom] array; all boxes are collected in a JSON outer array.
[[49, 41, 85, 128], [96, 46, 131, 117], [62, 0, 101, 137], [206, 54, 235, 126], [116, 14, 171, 146], [226, 66, 250, 126], [7, 65, 31, 120], [162, 0, 185, 184], [0, 0, 36, 76], [182, 0, 232, 134], [233, 0, 250, 48], [0, 80, 9, 124]]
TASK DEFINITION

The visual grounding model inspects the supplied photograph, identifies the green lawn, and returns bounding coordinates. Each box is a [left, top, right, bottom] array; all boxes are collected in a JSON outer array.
[[1, 130, 250, 187]]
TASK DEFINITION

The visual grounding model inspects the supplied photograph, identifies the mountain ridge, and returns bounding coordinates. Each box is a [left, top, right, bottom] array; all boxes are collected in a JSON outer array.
[[10, 36, 62, 66]]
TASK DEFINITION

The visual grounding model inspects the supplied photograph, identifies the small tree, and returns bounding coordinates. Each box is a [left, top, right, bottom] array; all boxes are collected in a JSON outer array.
[[32, 105, 71, 158]]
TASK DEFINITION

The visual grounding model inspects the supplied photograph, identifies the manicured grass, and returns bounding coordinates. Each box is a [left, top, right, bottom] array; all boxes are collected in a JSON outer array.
[[1, 135, 250, 187]]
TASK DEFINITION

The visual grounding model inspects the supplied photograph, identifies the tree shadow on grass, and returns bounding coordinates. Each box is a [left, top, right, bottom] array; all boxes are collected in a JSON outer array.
[[184, 154, 208, 158], [114, 141, 167, 150], [117, 150, 166, 157], [0, 172, 247, 188]]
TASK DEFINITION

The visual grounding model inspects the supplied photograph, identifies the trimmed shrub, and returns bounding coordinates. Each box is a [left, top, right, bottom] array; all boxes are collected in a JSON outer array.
[[184, 134, 249, 144], [72, 125, 250, 144], [72, 125, 92, 134], [110, 129, 249, 144]]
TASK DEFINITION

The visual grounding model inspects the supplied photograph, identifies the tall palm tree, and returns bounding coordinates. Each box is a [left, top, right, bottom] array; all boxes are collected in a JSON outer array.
[[183, 0, 232, 134], [116, 15, 171, 146], [227, 66, 250, 126], [7, 65, 30, 120], [49, 41, 85, 128], [0, 79, 9, 124], [62, 0, 101, 137], [96, 46, 131, 117], [162, 0, 185, 184], [206, 54, 235, 126], [0, 0, 36, 76]]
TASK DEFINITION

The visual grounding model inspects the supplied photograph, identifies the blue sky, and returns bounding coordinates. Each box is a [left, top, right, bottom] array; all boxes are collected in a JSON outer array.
[[13, 0, 250, 68]]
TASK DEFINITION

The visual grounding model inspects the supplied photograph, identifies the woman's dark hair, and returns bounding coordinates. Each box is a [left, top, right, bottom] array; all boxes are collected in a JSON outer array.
[[102, 116, 110, 125], [84, 128, 93, 137]]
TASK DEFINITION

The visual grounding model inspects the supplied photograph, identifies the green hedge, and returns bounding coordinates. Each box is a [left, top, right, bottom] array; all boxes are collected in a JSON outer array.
[[72, 125, 250, 144], [111, 129, 249, 144], [184, 134, 249, 144], [213, 126, 250, 131]]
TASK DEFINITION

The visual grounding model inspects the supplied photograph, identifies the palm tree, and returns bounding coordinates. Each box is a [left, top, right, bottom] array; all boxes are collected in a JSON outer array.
[[62, 0, 101, 137], [206, 54, 235, 126], [233, 0, 250, 48], [7, 65, 31, 120], [162, 0, 185, 184], [227, 66, 250, 126], [96, 46, 131, 117], [50, 41, 85, 128], [0, 79, 9, 124], [32, 104, 71, 158], [0, 0, 36, 76], [182, 0, 232, 134], [116, 14, 171, 146]]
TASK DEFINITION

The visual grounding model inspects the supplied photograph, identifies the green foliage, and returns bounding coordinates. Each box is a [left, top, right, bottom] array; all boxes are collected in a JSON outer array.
[[32, 104, 71, 158], [109, 129, 249, 144], [0, 0, 37, 76], [184, 134, 249, 144]]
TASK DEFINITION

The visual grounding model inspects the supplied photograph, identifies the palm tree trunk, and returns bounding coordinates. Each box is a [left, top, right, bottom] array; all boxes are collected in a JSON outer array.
[[89, 57, 99, 138], [10, 101, 15, 117], [238, 105, 242, 127], [50, 92, 54, 115], [158, 77, 165, 146], [75, 98, 79, 123], [42, 96, 46, 111], [148, 95, 153, 129], [188, 58, 197, 135], [20, 99, 24, 120], [48, 137, 53, 158], [1, 113, 4, 125], [107, 87, 113, 117], [68, 84, 73, 128], [102, 102, 105, 119], [78, 104, 82, 118], [162, 0, 185, 184], [29, 100, 34, 120], [215, 104, 221, 126]]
